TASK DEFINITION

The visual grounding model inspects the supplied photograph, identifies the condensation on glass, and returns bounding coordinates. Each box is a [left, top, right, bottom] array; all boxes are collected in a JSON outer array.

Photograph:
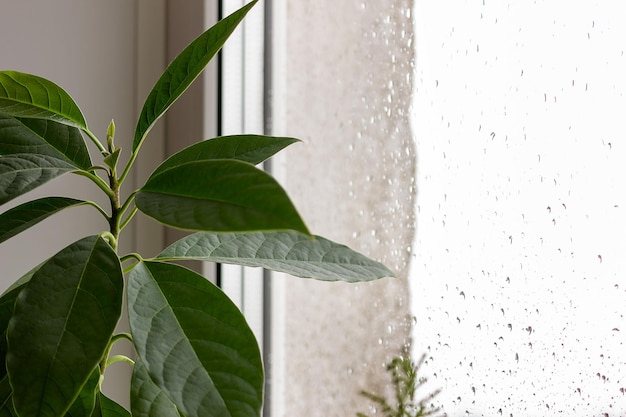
[[411, 1, 626, 416], [274, 0, 416, 416]]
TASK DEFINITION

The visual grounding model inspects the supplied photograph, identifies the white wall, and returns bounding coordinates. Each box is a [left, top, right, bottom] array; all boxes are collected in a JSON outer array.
[[0, 1, 138, 281], [0, 0, 167, 405]]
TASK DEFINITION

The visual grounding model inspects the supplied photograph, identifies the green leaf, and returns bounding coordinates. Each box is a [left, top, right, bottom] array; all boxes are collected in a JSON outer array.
[[65, 368, 100, 417], [0, 197, 86, 244], [102, 148, 121, 171], [91, 394, 130, 417], [0, 262, 44, 382], [127, 261, 264, 417], [0, 154, 76, 205], [0, 376, 16, 417], [0, 281, 28, 381], [151, 135, 300, 176], [0, 115, 92, 169], [131, 357, 181, 417], [157, 231, 395, 282], [136, 159, 309, 234], [0, 71, 87, 129], [6, 235, 124, 417], [133, 0, 258, 152], [0, 262, 42, 381]]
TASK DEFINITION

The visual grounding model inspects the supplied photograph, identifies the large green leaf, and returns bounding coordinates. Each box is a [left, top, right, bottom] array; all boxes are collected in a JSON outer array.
[[0, 115, 91, 169], [151, 135, 300, 177], [0, 261, 44, 382], [131, 357, 181, 417], [133, 0, 258, 152], [65, 367, 100, 417], [127, 261, 264, 417], [0, 154, 75, 205], [157, 231, 395, 282], [0, 280, 29, 381], [91, 394, 130, 417], [6, 235, 124, 417], [0, 197, 86, 244], [0, 262, 44, 380], [0, 71, 86, 129], [136, 159, 309, 234], [0, 376, 15, 417]]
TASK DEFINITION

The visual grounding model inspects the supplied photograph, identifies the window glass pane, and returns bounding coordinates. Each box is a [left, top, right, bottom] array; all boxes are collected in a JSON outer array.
[[273, 1, 415, 416], [412, 2, 626, 415]]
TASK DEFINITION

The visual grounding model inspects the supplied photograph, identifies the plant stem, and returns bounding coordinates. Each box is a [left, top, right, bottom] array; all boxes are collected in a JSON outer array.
[[117, 191, 138, 232], [108, 169, 121, 242], [118, 147, 138, 187], [106, 355, 135, 368], [73, 170, 116, 199], [83, 128, 107, 154], [104, 123, 123, 246], [119, 206, 138, 232], [83, 200, 110, 220]]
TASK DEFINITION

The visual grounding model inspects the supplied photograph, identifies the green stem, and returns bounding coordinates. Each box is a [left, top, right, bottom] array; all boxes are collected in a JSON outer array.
[[100, 231, 117, 249], [106, 354, 135, 368], [107, 170, 123, 244], [118, 147, 139, 187], [121, 253, 143, 273], [111, 332, 133, 343], [121, 253, 143, 264], [100, 333, 134, 383], [83, 128, 107, 154], [83, 200, 110, 220], [73, 170, 116, 199], [117, 191, 138, 231], [119, 206, 138, 232]]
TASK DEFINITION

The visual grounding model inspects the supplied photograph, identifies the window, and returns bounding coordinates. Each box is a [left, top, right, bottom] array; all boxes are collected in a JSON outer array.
[[411, 2, 626, 415], [272, 0, 626, 416]]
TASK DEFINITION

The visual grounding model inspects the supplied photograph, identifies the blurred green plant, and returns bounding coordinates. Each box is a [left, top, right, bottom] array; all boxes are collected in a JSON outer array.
[[357, 354, 444, 417]]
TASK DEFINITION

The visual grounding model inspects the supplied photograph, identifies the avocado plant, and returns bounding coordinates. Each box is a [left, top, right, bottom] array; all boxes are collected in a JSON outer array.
[[0, 2, 393, 417]]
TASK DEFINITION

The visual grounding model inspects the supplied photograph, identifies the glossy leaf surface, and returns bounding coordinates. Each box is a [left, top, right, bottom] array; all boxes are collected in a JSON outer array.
[[133, 0, 257, 152], [7, 236, 124, 417], [91, 394, 130, 417], [0, 197, 85, 244], [151, 135, 300, 176], [128, 261, 263, 417], [0, 278, 29, 381], [65, 368, 100, 417], [131, 357, 181, 417], [157, 231, 395, 282], [0, 376, 15, 417], [0, 263, 43, 381], [0, 71, 86, 129], [136, 159, 309, 234], [0, 116, 91, 169], [0, 154, 75, 205]]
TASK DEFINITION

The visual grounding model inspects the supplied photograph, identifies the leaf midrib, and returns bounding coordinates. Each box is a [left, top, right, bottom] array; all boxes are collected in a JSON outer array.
[[38, 237, 100, 417]]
